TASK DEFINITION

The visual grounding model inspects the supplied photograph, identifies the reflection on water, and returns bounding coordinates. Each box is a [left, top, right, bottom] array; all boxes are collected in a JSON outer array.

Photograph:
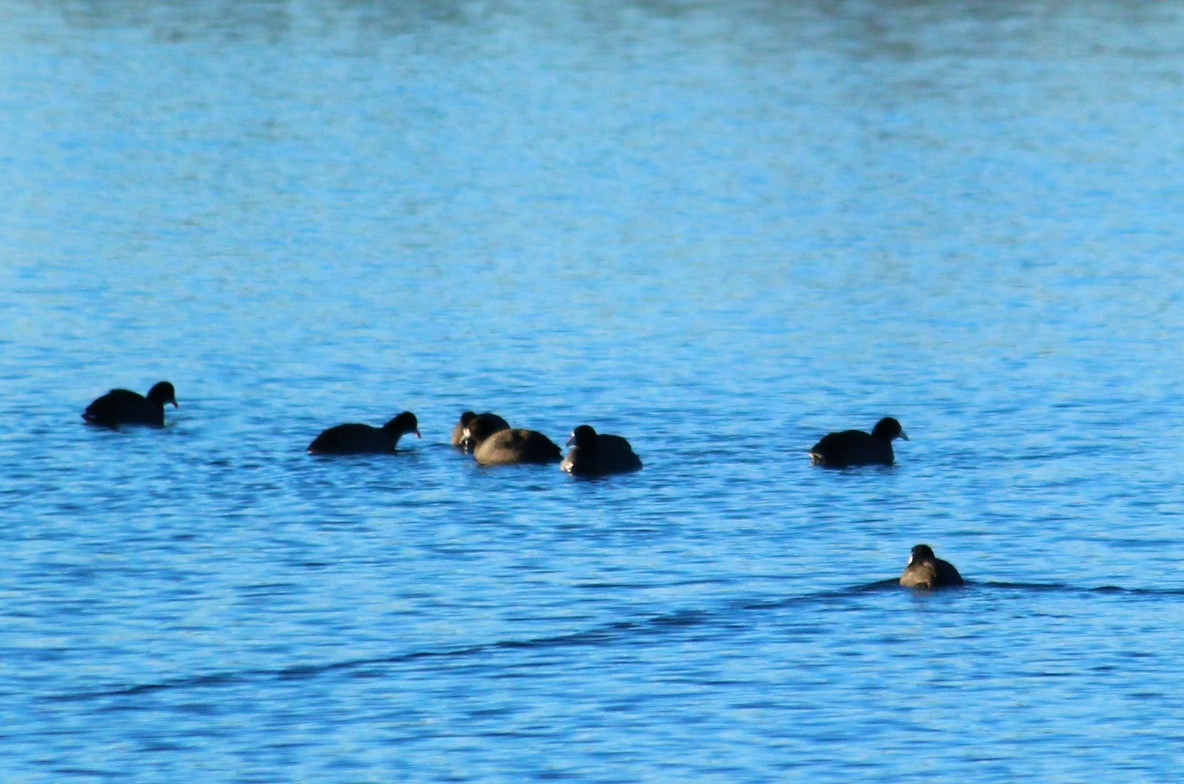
[[3, 0, 1184, 781]]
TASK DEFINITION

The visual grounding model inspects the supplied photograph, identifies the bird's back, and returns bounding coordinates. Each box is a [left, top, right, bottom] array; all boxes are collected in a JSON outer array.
[[810, 429, 892, 467], [308, 423, 390, 454], [900, 560, 939, 589], [475, 428, 561, 465], [563, 434, 642, 476], [901, 558, 964, 588], [83, 389, 164, 428]]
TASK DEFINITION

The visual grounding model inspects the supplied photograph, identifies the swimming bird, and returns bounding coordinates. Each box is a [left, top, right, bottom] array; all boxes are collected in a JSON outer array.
[[899, 544, 964, 589], [466, 422, 562, 466], [809, 417, 907, 467], [83, 381, 178, 428], [459, 412, 514, 453], [451, 411, 510, 451], [561, 424, 643, 476], [308, 411, 420, 455]]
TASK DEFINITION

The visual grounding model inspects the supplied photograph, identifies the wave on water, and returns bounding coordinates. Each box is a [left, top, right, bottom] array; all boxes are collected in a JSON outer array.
[[44, 580, 1183, 705]]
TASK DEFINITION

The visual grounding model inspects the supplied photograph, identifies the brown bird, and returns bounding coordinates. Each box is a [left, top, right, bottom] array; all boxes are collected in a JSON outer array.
[[465, 420, 561, 466], [900, 544, 964, 589]]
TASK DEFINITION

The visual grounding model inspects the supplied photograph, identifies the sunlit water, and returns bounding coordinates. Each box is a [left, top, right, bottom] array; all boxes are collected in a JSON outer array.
[[3, 0, 1184, 781]]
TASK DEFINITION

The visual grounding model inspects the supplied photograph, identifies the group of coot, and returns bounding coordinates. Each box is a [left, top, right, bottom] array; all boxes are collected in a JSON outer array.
[[82, 383, 644, 478], [303, 408, 644, 477], [83, 382, 962, 587]]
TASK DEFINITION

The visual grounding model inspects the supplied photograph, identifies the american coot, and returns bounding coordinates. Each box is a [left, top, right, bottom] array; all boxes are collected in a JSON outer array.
[[809, 417, 907, 467], [83, 381, 178, 428], [451, 411, 510, 451], [562, 424, 643, 476], [459, 413, 513, 453], [308, 411, 420, 455], [900, 544, 964, 589], [468, 426, 562, 466]]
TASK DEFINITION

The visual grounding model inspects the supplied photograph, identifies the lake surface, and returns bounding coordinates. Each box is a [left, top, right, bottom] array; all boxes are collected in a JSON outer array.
[[3, 0, 1184, 780]]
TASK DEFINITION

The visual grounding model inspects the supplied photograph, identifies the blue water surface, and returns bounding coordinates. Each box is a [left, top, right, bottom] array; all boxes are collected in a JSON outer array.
[[3, 0, 1184, 781]]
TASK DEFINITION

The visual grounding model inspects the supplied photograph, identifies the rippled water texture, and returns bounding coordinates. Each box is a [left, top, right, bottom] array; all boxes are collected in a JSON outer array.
[[3, 0, 1184, 781]]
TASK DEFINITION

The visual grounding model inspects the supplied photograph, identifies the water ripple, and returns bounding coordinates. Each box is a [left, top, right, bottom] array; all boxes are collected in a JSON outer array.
[[45, 579, 1184, 706]]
